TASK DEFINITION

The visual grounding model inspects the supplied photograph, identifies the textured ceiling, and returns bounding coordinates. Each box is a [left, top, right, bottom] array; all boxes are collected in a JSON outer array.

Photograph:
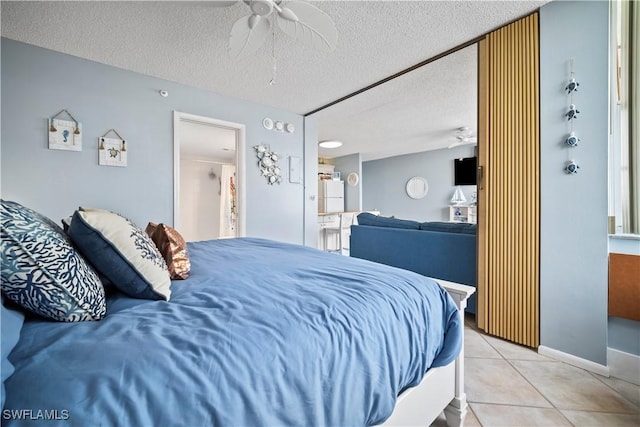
[[1, 0, 548, 160], [314, 43, 478, 160]]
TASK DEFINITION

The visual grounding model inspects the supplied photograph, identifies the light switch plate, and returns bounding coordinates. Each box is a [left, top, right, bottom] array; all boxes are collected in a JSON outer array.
[[289, 156, 301, 183]]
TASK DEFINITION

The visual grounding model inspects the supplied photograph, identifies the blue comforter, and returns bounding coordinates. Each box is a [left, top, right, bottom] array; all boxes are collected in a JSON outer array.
[[4, 238, 461, 426]]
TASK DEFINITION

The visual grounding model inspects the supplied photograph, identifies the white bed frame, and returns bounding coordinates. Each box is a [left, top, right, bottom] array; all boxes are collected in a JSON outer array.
[[380, 280, 475, 427]]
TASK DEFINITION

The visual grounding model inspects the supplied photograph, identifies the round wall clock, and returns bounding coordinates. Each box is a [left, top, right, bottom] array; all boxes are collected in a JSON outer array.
[[347, 172, 359, 186], [406, 176, 429, 199]]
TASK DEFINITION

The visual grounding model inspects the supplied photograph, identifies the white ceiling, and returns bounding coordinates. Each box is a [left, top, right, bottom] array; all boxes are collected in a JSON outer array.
[[1, 0, 548, 161], [179, 120, 237, 163], [314, 43, 478, 160]]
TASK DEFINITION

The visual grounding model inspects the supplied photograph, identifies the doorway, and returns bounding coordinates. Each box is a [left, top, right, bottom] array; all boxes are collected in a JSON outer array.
[[173, 111, 245, 241]]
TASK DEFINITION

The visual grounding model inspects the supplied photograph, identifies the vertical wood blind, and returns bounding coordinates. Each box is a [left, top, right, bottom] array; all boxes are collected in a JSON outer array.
[[478, 13, 540, 348]]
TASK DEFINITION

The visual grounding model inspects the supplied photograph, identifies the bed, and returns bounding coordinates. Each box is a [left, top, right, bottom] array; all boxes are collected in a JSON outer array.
[[1, 201, 474, 426]]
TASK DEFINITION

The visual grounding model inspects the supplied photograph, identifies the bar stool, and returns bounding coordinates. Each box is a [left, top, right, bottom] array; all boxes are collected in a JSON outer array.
[[324, 213, 355, 254]]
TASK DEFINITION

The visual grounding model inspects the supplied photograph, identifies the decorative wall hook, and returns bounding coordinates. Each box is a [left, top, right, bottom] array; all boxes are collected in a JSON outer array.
[[48, 109, 82, 151], [565, 104, 580, 121], [565, 160, 580, 174], [565, 131, 580, 147]]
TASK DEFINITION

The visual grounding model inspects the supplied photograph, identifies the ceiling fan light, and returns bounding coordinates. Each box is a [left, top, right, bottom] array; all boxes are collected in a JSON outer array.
[[319, 140, 343, 149], [250, 0, 273, 16]]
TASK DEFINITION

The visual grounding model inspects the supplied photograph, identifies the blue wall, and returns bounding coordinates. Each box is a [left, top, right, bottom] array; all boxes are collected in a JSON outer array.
[[332, 153, 362, 212], [1, 38, 311, 245], [360, 1, 620, 366], [539, 1, 610, 365], [362, 145, 476, 221], [303, 116, 319, 248]]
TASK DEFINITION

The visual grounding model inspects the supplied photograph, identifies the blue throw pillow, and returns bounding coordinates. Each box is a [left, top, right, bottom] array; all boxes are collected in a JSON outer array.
[[67, 208, 171, 300], [419, 221, 477, 235], [356, 212, 421, 230], [0, 200, 106, 322], [1, 296, 24, 409]]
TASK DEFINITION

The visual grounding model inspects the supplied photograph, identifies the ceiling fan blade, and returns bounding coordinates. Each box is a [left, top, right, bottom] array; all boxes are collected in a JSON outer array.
[[448, 139, 477, 149], [229, 14, 270, 58], [210, 1, 241, 7], [276, 0, 337, 52]]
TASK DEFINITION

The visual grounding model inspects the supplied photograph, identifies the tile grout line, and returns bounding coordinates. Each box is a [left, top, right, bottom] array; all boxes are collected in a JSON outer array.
[[585, 370, 640, 413], [472, 328, 578, 426], [464, 322, 640, 424]]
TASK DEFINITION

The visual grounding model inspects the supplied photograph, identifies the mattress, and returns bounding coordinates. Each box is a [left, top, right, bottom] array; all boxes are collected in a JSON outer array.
[[3, 238, 461, 426]]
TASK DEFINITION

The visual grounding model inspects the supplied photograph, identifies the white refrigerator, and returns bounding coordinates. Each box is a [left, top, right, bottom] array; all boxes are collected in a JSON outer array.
[[318, 180, 344, 213]]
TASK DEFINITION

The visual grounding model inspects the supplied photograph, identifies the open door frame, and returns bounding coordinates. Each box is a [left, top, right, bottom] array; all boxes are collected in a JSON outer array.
[[173, 111, 246, 237]]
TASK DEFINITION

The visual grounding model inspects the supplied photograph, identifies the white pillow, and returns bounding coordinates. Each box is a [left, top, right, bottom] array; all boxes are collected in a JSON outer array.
[[67, 208, 171, 300]]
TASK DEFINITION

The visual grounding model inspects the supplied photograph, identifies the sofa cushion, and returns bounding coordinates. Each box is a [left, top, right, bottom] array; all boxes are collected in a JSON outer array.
[[419, 221, 477, 235], [357, 212, 421, 230]]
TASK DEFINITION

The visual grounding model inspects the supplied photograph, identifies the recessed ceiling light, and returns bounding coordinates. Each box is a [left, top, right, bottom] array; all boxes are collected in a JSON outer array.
[[319, 140, 343, 148]]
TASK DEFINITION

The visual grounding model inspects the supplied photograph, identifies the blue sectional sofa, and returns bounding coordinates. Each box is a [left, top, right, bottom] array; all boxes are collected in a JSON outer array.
[[350, 213, 477, 314]]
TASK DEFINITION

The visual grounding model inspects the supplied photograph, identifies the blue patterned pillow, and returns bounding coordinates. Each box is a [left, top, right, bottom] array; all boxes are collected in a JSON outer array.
[[0, 200, 106, 321], [67, 208, 171, 300]]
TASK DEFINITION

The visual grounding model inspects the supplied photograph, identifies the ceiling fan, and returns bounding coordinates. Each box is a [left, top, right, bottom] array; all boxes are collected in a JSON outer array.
[[448, 127, 478, 149], [213, 0, 338, 58]]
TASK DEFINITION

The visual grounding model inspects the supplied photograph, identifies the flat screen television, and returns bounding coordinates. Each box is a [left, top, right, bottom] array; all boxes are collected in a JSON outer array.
[[454, 157, 477, 186]]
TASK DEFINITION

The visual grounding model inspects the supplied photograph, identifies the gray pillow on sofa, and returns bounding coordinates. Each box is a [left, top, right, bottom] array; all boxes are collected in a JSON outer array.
[[419, 221, 477, 235], [357, 212, 421, 230]]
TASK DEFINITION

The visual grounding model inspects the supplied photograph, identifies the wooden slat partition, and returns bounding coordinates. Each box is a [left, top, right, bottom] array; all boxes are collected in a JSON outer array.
[[477, 13, 540, 347]]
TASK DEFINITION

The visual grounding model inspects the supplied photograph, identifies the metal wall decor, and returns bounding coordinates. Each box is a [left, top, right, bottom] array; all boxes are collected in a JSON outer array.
[[564, 58, 581, 174], [565, 104, 580, 121], [565, 160, 580, 174], [253, 144, 282, 184], [262, 117, 295, 133], [48, 109, 82, 151], [565, 131, 580, 147], [99, 129, 127, 167]]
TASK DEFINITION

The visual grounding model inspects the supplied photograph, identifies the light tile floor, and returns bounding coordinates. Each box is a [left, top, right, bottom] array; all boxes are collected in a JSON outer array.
[[432, 318, 640, 427]]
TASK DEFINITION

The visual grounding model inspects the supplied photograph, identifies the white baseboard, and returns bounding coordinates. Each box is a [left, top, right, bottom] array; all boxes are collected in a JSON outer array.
[[608, 348, 640, 385], [538, 345, 609, 377]]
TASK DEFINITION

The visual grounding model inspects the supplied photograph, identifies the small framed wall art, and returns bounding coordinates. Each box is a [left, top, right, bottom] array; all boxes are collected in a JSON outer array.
[[99, 129, 127, 167], [48, 109, 82, 151]]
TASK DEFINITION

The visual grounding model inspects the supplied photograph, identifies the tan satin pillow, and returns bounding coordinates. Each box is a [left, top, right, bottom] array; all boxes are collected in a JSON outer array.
[[145, 222, 191, 280]]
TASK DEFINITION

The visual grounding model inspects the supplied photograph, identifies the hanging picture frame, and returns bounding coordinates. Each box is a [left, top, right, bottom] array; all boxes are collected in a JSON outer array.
[[98, 129, 127, 167], [48, 109, 82, 151]]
